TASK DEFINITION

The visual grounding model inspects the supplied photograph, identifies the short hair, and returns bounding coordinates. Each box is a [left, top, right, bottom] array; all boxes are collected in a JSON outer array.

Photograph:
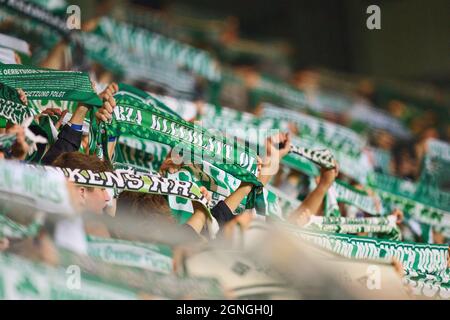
[[52, 152, 112, 192], [116, 191, 174, 223], [52, 151, 112, 172]]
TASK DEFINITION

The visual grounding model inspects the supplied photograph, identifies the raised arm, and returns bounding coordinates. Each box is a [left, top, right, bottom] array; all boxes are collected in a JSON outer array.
[[288, 165, 338, 225], [221, 133, 291, 215]]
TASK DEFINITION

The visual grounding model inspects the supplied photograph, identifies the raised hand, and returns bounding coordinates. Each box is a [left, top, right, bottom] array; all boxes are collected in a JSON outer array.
[[17, 88, 28, 105], [96, 83, 118, 123]]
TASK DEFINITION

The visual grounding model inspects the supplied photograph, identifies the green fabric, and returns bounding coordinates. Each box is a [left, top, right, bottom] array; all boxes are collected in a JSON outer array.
[[0, 0, 70, 36], [368, 172, 450, 228], [280, 222, 449, 275], [0, 82, 37, 124], [108, 90, 261, 187], [0, 253, 140, 300], [305, 215, 400, 240], [334, 179, 385, 215], [45, 166, 211, 214], [0, 64, 102, 106], [0, 212, 43, 239], [94, 17, 221, 81], [86, 235, 173, 274]]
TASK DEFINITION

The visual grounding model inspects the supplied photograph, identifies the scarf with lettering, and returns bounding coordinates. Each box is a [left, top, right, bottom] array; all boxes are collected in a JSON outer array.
[[280, 222, 449, 275], [0, 64, 102, 106], [102, 87, 262, 210], [304, 215, 401, 240]]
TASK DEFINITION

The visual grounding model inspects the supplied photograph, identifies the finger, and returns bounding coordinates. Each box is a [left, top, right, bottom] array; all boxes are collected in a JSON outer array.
[[108, 96, 116, 108], [60, 109, 69, 118], [101, 109, 112, 120], [103, 95, 116, 108], [199, 186, 210, 200], [111, 82, 119, 93], [96, 111, 107, 122], [103, 102, 113, 114], [43, 109, 55, 116], [105, 87, 114, 97], [52, 108, 62, 116]]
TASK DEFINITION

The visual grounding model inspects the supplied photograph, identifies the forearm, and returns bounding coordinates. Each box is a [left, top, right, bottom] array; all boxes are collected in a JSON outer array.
[[69, 104, 90, 125], [224, 182, 253, 213], [288, 183, 329, 223], [186, 205, 207, 234]]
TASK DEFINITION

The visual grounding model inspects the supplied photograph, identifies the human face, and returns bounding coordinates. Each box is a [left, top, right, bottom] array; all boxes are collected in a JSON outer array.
[[81, 187, 111, 215]]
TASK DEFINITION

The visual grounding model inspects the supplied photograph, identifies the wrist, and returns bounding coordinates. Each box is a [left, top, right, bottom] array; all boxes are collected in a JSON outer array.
[[239, 182, 254, 193], [69, 123, 83, 132], [70, 104, 89, 124], [317, 181, 332, 193]]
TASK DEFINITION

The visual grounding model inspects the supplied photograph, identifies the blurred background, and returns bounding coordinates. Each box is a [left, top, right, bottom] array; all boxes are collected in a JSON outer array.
[[0, 0, 449, 300]]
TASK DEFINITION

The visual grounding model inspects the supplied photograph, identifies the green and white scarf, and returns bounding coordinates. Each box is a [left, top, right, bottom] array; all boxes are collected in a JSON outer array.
[[58, 249, 225, 299], [79, 34, 196, 98], [45, 166, 212, 213], [0, 64, 102, 106], [108, 90, 261, 187], [86, 235, 173, 275], [0, 82, 37, 125], [334, 179, 384, 215], [167, 162, 285, 223], [200, 101, 337, 170], [94, 17, 221, 81], [0, 253, 140, 300], [251, 75, 308, 109], [0, 0, 70, 37], [304, 215, 400, 239], [262, 103, 372, 182], [403, 269, 450, 299], [280, 222, 449, 275], [114, 135, 170, 173], [167, 164, 243, 224], [0, 212, 44, 239], [0, 160, 75, 215], [262, 103, 365, 159], [368, 173, 450, 228]]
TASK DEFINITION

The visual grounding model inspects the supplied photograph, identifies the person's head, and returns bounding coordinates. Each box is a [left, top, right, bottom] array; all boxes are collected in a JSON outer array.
[[116, 191, 174, 223], [52, 152, 112, 215], [113, 191, 175, 241]]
